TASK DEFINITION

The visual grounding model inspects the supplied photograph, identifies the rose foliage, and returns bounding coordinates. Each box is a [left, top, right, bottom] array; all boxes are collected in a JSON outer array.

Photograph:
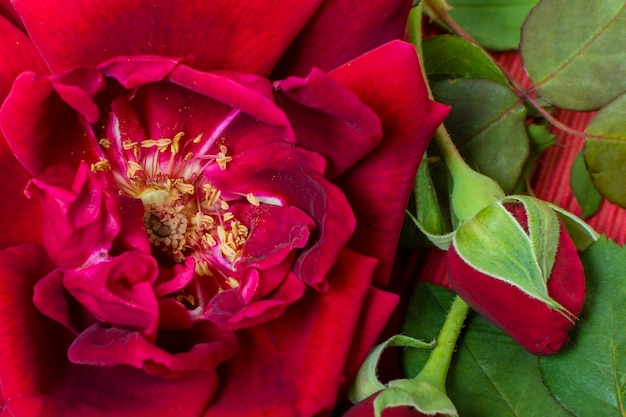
[[0, 1, 449, 416]]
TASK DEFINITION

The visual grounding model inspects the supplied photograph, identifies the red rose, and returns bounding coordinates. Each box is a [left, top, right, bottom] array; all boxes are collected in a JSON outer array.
[[0, 1, 448, 416]]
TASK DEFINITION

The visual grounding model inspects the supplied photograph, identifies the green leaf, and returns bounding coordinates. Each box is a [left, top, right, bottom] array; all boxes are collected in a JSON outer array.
[[540, 237, 626, 417], [423, 35, 508, 85], [445, 0, 539, 51], [403, 283, 456, 378], [521, 0, 626, 110], [570, 150, 603, 218], [431, 78, 529, 193], [403, 283, 574, 417], [511, 123, 556, 193], [453, 201, 568, 316], [583, 92, 626, 207]]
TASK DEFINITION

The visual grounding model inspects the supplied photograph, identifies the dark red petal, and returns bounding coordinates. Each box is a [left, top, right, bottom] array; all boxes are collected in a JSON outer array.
[[0, 15, 46, 100], [203, 249, 393, 417], [447, 223, 585, 355], [0, 134, 43, 248], [274, 68, 383, 178], [5, 366, 222, 417], [274, 0, 412, 77], [0, 15, 48, 248], [332, 41, 450, 286], [0, 244, 58, 402], [0, 1, 24, 30], [341, 287, 399, 388], [14, 0, 323, 75]]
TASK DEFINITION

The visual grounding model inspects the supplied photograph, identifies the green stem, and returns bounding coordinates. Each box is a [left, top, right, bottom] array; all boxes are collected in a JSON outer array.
[[414, 295, 470, 389]]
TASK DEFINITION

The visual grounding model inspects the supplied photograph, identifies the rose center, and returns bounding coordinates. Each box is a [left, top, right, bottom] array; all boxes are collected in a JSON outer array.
[[93, 132, 258, 288]]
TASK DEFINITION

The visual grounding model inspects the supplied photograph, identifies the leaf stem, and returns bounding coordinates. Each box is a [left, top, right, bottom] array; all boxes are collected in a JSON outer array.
[[413, 295, 470, 389]]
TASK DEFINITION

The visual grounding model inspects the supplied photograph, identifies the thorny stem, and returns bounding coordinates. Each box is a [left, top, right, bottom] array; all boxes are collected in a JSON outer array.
[[421, 0, 590, 140]]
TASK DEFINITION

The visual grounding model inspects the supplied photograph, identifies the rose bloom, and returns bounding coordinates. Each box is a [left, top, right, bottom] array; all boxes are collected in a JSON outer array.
[[0, 1, 448, 416]]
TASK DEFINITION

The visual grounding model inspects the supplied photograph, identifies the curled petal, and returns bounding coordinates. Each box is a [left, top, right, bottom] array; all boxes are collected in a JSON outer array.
[[25, 162, 122, 269], [50, 67, 105, 123], [99, 55, 182, 89], [274, 68, 383, 178], [68, 322, 237, 376], [205, 272, 306, 330], [210, 143, 356, 290], [63, 252, 159, 338], [0, 71, 98, 183]]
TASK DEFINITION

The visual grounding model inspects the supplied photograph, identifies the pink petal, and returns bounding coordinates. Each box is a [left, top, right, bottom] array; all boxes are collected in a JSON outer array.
[[68, 321, 237, 375], [274, 0, 412, 77], [63, 252, 159, 338], [274, 68, 383, 178], [203, 249, 385, 417], [205, 272, 306, 330], [14, 0, 323, 75], [0, 72, 99, 184], [25, 163, 122, 269], [332, 41, 450, 286]]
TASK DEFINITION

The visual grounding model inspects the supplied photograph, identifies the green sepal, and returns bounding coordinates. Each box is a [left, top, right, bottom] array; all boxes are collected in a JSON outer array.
[[453, 196, 573, 321], [347, 335, 435, 404], [374, 378, 458, 417], [407, 210, 455, 250], [546, 202, 600, 251]]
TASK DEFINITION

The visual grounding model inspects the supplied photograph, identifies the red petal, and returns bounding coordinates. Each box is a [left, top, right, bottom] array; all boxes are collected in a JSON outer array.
[[14, 0, 323, 75], [0, 15, 48, 248], [274, 68, 383, 178], [274, 0, 412, 77], [209, 143, 356, 291], [332, 41, 450, 286], [203, 249, 393, 417]]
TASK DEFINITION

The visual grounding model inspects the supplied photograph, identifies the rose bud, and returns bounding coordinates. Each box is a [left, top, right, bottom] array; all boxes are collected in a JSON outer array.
[[446, 195, 586, 355]]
